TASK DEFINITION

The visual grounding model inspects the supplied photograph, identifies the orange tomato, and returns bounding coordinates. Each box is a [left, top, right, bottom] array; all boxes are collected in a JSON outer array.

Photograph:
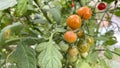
[[67, 14, 82, 30], [77, 6, 92, 20], [64, 31, 77, 43]]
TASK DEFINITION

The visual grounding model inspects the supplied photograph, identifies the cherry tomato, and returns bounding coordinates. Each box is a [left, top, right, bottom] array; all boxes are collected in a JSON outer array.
[[77, 6, 92, 20], [97, 3, 106, 10], [87, 37, 94, 46], [77, 29, 83, 38], [67, 14, 82, 30], [77, 42, 89, 53], [64, 31, 77, 43], [68, 46, 79, 57]]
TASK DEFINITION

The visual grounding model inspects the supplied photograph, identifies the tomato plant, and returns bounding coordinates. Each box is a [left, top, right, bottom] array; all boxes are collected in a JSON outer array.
[[0, 0, 120, 68]]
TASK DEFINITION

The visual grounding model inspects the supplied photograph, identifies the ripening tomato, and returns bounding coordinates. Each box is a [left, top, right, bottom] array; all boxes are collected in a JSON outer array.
[[77, 6, 92, 20], [97, 3, 106, 10], [77, 29, 83, 38], [68, 46, 79, 57], [87, 37, 94, 46], [77, 42, 89, 53], [67, 14, 82, 30], [64, 31, 77, 43]]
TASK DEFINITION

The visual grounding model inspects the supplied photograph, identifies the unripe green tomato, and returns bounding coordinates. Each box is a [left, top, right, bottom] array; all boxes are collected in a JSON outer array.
[[68, 55, 77, 63], [68, 46, 79, 57], [59, 41, 69, 52], [81, 52, 88, 58]]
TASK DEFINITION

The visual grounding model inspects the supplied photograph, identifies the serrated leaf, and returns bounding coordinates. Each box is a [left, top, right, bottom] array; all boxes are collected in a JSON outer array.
[[37, 40, 63, 68], [36, 42, 48, 52], [49, 8, 61, 24], [85, 20, 97, 36], [86, 51, 98, 64], [102, 0, 114, 3], [114, 48, 120, 56], [15, 0, 28, 16], [104, 49, 113, 59], [0, 0, 17, 10], [9, 42, 36, 68], [103, 37, 117, 46]]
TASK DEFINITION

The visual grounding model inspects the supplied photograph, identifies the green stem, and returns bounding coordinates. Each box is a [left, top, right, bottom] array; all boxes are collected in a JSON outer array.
[[95, 4, 111, 35], [49, 32, 56, 42], [34, 0, 52, 24], [94, 49, 120, 56], [78, 0, 83, 7]]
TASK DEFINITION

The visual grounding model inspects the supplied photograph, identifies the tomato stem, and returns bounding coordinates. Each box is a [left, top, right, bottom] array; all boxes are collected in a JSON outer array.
[[34, 0, 53, 24]]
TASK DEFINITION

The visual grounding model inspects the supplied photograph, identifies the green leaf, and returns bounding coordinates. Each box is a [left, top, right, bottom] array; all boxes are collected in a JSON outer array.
[[104, 49, 113, 59], [114, 8, 120, 17], [85, 20, 97, 36], [0, 22, 23, 45], [96, 35, 109, 41], [100, 59, 110, 68], [102, 0, 114, 3], [1, 13, 12, 26], [5, 37, 45, 45], [36, 42, 48, 52], [114, 48, 120, 56], [9, 42, 36, 68], [0, 0, 17, 10], [15, 0, 28, 16], [105, 30, 114, 36], [49, 8, 61, 24], [86, 51, 99, 65], [37, 40, 63, 68], [54, 28, 66, 32], [103, 37, 117, 46]]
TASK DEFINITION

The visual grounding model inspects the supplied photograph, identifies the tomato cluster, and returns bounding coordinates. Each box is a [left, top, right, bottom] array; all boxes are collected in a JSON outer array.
[[63, 6, 95, 63]]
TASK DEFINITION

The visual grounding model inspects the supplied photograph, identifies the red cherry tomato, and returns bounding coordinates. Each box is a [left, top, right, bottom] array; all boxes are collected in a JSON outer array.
[[97, 3, 106, 10]]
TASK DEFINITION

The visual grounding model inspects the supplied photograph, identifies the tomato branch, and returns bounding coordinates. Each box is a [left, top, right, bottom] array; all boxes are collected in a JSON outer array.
[[78, 0, 83, 7], [33, 0, 53, 24], [94, 49, 120, 56]]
